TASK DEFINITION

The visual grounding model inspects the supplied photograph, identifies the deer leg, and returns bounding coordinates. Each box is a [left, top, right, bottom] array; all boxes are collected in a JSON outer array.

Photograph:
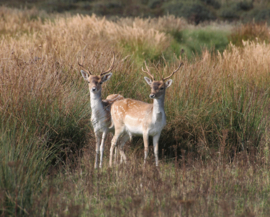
[[143, 132, 149, 165], [119, 134, 129, 164], [94, 132, 101, 169], [110, 132, 121, 167], [153, 133, 161, 167], [114, 145, 118, 165], [99, 131, 107, 168]]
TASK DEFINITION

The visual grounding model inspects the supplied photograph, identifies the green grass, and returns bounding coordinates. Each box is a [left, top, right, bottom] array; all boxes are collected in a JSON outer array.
[[166, 28, 229, 60], [0, 71, 91, 215], [0, 120, 55, 216], [120, 40, 162, 66], [119, 27, 230, 66]]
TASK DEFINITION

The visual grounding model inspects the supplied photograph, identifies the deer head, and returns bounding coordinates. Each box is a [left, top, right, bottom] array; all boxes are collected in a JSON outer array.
[[79, 53, 115, 93], [142, 61, 183, 99]]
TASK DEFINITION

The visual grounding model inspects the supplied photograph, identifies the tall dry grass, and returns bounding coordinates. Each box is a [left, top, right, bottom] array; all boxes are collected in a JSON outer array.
[[230, 22, 270, 47], [0, 6, 270, 216]]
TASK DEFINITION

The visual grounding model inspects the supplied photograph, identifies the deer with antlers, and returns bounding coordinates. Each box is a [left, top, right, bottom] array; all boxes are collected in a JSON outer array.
[[109, 61, 183, 167], [79, 53, 124, 168]]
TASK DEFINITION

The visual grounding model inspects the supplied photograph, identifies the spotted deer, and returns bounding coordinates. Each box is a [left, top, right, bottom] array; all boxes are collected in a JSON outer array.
[[79, 53, 124, 168], [109, 61, 183, 167]]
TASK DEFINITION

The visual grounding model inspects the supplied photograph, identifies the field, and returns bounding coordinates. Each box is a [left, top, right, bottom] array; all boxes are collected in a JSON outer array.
[[1, 6, 270, 216]]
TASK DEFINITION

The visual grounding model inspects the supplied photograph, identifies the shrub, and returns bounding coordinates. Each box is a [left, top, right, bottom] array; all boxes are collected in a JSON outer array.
[[91, 2, 124, 16], [250, 9, 270, 23], [148, 0, 162, 9], [236, 1, 253, 11], [220, 6, 240, 21], [163, 2, 216, 24], [200, 0, 220, 9]]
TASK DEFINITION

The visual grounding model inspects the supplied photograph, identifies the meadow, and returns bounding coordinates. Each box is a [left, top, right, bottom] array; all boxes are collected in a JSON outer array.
[[1, 6, 270, 216]]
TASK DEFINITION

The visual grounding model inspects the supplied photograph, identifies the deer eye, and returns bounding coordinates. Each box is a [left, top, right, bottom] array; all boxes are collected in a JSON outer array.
[[99, 82, 103, 85], [160, 87, 164, 90]]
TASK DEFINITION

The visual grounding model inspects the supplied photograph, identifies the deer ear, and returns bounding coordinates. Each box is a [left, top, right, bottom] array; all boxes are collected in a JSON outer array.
[[144, 77, 152, 86], [101, 73, 112, 83], [81, 70, 89, 81], [165, 79, 173, 88]]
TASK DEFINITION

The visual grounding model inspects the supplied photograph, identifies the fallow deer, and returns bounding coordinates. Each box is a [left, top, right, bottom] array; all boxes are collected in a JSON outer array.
[[109, 61, 183, 167], [79, 53, 124, 168]]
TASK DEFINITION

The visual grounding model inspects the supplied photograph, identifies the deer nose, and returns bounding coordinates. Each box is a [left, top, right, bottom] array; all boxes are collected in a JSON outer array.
[[149, 94, 155, 99], [92, 87, 97, 92]]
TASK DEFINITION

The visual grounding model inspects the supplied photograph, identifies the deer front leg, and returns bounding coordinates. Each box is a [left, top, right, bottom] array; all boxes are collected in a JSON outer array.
[[99, 131, 108, 168], [94, 131, 101, 169], [143, 132, 149, 165], [153, 133, 161, 167]]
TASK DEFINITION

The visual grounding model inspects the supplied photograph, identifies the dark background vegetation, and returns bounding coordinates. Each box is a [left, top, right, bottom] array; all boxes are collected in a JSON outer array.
[[2, 0, 270, 24]]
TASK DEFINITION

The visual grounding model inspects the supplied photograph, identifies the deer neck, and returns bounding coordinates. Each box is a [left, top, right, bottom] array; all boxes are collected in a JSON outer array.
[[152, 94, 165, 123], [90, 90, 104, 115]]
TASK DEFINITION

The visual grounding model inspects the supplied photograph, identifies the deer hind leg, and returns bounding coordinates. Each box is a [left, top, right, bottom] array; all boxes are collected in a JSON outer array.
[[114, 145, 118, 165], [94, 132, 101, 169], [153, 133, 161, 167], [118, 133, 129, 164], [99, 131, 108, 168], [110, 130, 123, 167]]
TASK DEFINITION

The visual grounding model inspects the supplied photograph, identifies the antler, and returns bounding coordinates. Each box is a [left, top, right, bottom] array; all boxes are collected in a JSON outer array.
[[142, 61, 155, 80], [162, 62, 184, 81], [77, 60, 92, 75], [100, 52, 115, 76]]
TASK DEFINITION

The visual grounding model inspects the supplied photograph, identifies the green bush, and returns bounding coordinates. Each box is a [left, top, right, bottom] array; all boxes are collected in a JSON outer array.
[[236, 1, 253, 11], [200, 0, 220, 9], [250, 9, 270, 23], [220, 6, 240, 21], [163, 2, 216, 24], [148, 0, 162, 9]]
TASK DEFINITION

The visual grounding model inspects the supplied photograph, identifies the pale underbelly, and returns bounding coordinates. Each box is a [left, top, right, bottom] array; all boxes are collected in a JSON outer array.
[[125, 123, 165, 137], [125, 124, 143, 136]]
